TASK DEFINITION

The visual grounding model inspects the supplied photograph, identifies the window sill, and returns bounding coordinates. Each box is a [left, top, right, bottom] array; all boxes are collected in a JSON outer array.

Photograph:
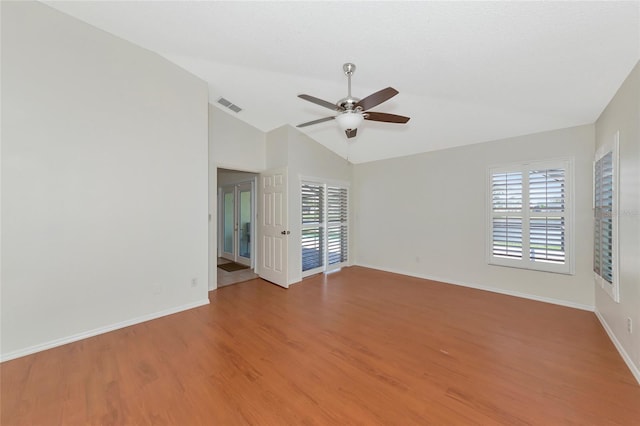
[[488, 259, 574, 275]]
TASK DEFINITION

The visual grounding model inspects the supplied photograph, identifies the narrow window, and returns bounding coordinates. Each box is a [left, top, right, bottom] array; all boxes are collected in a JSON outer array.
[[594, 132, 619, 302]]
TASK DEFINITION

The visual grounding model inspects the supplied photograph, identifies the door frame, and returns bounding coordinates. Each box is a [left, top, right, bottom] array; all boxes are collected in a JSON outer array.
[[218, 181, 255, 267], [211, 166, 260, 291], [217, 177, 257, 269]]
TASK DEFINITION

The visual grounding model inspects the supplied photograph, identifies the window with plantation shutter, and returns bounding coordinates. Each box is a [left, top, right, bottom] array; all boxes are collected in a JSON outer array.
[[488, 159, 573, 274], [594, 133, 619, 302], [529, 168, 566, 264], [301, 183, 324, 272], [327, 187, 348, 266], [491, 171, 523, 260], [301, 180, 349, 276]]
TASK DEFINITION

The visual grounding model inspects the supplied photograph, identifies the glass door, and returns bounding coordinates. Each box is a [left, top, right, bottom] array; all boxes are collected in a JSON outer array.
[[220, 182, 254, 266], [236, 182, 252, 266], [221, 186, 235, 261], [301, 181, 348, 278]]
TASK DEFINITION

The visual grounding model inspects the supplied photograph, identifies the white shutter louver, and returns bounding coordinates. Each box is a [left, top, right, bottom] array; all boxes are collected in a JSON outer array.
[[301, 183, 324, 272], [529, 168, 565, 264], [488, 160, 572, 274], [301, 181, 348, 276], [491, 172, 523, 259], [327, 187, 348, 265], [594, 151, 614, 284]]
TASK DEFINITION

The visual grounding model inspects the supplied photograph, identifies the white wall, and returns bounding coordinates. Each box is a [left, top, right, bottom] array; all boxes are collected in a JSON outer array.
[[353, 125, 595, 308], [595, 61, 640, 381], [209, 105, 266, 172], [265, 125, 289, 170], [1, 2, 210, 360]]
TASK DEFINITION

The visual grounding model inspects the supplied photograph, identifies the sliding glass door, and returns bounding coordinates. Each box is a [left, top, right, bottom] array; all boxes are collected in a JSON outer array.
[[301, 181, 348, 277]]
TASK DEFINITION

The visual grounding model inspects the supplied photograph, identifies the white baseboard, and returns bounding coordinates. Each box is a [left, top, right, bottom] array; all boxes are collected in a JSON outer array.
[[354, 263, 595, 312], [595, 310, 640, 385], [0, 298, 210, 362]]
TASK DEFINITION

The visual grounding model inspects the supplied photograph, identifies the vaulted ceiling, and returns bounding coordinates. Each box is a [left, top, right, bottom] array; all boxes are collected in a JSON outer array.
[[45, 1, 640, 163]]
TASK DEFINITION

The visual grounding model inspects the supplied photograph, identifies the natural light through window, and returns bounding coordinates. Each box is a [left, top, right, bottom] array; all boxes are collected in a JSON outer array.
[[301, 180, 348, 276], [488, 159, 573, 274], [594, 132, 619, 302]]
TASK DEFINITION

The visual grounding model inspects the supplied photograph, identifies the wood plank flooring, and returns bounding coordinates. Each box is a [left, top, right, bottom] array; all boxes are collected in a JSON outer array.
[[2, 266, 639, 425]]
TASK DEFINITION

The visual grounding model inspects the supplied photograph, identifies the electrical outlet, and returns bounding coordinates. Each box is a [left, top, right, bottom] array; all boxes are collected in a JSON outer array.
[[627, 317, 633, 334], [191, 278, 198, 288]]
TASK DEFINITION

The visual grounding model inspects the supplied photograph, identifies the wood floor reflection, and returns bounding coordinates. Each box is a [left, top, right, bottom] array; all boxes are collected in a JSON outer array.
[[2, 266, 639, 425]]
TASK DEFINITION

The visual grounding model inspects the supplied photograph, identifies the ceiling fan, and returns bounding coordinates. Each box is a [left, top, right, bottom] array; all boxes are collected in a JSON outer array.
[[296, 63, 410, 138]]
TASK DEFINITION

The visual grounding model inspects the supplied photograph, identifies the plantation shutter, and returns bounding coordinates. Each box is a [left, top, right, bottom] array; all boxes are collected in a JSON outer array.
[[327, 186, 348, 266], [594, 151, 614, 283], [488, 160, 572, 274], [301, 181, 349, 276], [529, 168, 566, 263], [491, 171, 523, 259], [301, 183, 324, 272]]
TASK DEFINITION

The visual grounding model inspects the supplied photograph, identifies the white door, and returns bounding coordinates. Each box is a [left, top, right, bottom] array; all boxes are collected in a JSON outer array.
[[258, 168, 289, 287]]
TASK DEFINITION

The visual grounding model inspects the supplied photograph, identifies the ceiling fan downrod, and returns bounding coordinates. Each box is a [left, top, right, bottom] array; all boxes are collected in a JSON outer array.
[[341, 63, 358, 111], [344, 63, 355, 99]]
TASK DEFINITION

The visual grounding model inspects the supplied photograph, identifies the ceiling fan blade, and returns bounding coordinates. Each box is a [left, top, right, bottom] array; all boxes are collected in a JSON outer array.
[[345, 128, 357, 138], [298, 94, 343, 112], [364, 112, 410, 124], [296, 116, 336, 128], [355, 87, 399, 111]]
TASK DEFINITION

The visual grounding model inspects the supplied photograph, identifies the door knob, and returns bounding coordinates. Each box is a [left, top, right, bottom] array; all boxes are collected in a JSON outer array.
[[280, 230, 290, 235]]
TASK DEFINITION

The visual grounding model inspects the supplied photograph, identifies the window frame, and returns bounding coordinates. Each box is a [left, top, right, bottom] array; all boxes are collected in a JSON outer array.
[[593, 132, 619, 302], [487, 158, 574, 275]]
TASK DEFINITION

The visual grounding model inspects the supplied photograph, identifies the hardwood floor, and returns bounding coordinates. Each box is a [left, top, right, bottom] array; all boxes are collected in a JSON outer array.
[[2, 266, 639, 425]]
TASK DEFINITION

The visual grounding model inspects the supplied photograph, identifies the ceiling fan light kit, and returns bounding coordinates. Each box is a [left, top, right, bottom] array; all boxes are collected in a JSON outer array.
[[297, 63, 410, 139], [335, 110, 364, 131]]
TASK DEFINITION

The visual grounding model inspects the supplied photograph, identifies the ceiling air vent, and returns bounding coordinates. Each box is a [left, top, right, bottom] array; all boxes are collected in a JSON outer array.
[[217, 97, 242, 113]]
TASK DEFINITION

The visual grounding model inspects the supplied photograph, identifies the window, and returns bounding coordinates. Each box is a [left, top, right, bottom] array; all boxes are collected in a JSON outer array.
[[326, 187, 348, 266], [301, 183, 324, 272], [301, 180, 348, 276], [594, 132, 619, 302], [488, 159, 573, 274]]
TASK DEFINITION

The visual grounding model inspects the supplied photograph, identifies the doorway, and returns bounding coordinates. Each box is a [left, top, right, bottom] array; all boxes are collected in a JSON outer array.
[[220, 181, 253, 266], [217, 168, 259, 287]]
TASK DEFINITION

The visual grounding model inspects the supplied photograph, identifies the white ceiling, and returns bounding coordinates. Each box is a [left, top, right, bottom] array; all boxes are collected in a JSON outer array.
[[45, 1, 640, 164]]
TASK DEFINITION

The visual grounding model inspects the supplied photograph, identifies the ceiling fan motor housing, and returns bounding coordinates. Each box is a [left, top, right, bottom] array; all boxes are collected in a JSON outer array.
[[337, 97, 361, 111]]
